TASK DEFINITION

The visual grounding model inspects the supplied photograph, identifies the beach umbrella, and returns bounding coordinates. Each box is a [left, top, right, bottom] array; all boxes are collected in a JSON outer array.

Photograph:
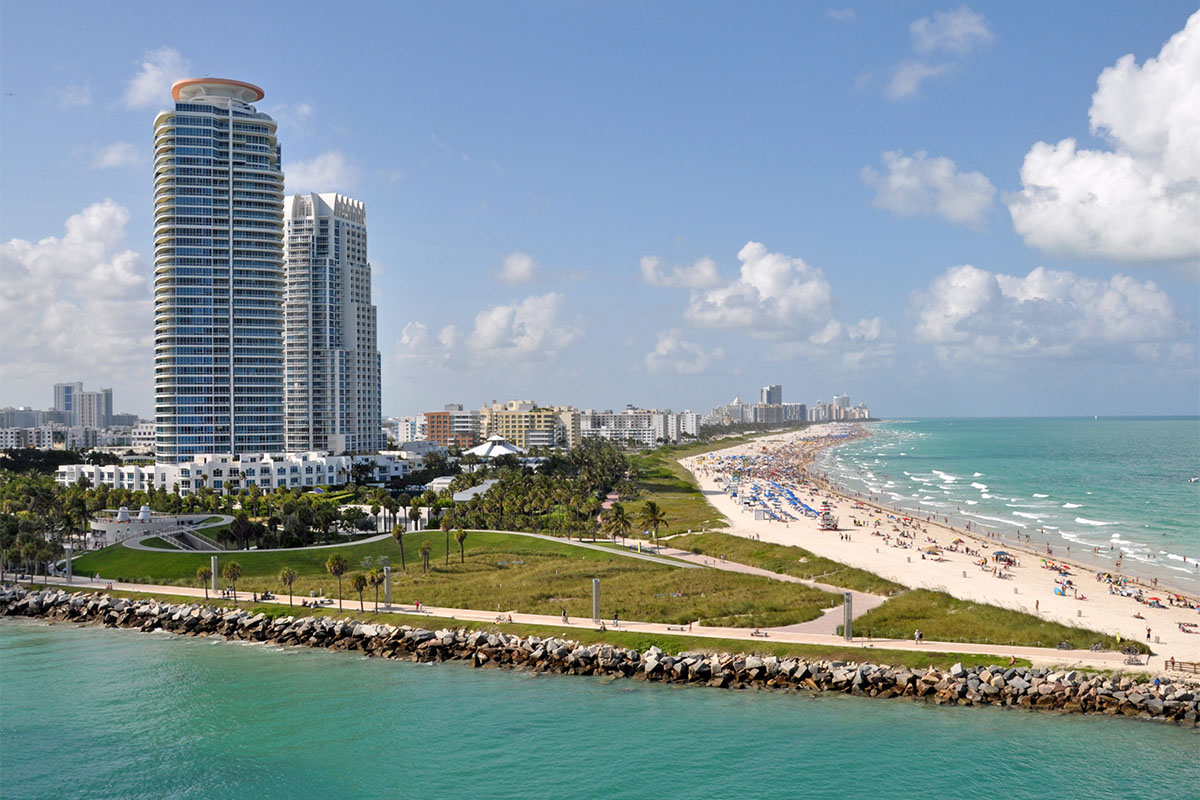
[[993, 551, 1010, 557], [952, 538, 965, 544]]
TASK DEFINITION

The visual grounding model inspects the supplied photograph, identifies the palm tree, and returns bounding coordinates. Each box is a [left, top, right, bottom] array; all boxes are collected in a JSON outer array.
[[391, 524, 406, 571], [407, 499, 423, 533], [638, 501, 668, 549], [222, 561, 243, 600], [454, 529, 468, 563], [326, 553, 347, 610], [602, 502, 632, 547], [279, 567, 297, 607], [368, 568, 383, 608], [197, 565, 213, 600], [419, 541, 431, 574], [352, 573, 368, 612]]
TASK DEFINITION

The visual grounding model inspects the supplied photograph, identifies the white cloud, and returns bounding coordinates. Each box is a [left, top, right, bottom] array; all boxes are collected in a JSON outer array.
[[640, 256, 723, 289], [861, 150, 995, 227], [684, 242, 834, 334], [825, 8, 856, 22], [798, 317, 895, 369], [123, 47, 190, 109], [496, 252, 537, 284], [644, 330, 723, 375], [284, 151, 361, 195], [1007, 11, 1200, 263], [910, 5, 993, 55], [56, 83, 91, 108], [267, 101, 316, 134], [887, 60, 950, 99], [911, 264, 1193, 364], [466, 293, 579, 358], [885, 6, 991, 99], [0, 201, 152, 401], [397, 293, 581, 367], [91, 142, 142, 169]]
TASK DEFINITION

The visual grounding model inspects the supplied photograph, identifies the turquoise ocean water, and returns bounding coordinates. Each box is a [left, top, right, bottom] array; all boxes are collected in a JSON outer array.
[[2, 618, 1197, 799], [814, 418, 1200, 594]]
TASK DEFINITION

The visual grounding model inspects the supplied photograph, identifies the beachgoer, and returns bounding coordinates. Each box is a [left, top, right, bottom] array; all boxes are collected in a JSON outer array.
[[562, 609, 568, 624], [914, 629, 921, 644], [1146, 627, 1152, 641]]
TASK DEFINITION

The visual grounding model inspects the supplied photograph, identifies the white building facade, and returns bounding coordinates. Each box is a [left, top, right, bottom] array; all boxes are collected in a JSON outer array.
[[153, 78, 286, 464], [283, 193, 382, 454]]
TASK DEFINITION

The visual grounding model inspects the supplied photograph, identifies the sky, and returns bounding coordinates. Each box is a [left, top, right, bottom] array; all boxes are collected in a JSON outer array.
[[1, 1, 1197, 420]]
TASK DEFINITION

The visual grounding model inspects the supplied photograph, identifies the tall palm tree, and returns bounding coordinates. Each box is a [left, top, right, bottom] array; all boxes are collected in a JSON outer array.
[[391, 524, 406, 571], [197, 566, 213, 600], [454, 529, 469, 563], [602, 502, 631, 547], [638, 501, 668, 549], [368, 568, 383, 608], [222, 561, 243, 601], [352, 573, 368, 612], [326, 553, 347, 610], [279, 567, 297, 606], [407, 499, 423, 533]]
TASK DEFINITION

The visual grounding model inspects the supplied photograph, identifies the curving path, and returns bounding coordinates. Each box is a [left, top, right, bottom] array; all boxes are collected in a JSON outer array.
[[28, 573, 1149, 672]]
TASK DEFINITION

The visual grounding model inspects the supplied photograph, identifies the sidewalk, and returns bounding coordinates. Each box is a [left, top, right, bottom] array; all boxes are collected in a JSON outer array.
[[24, 573, 1141, 671]]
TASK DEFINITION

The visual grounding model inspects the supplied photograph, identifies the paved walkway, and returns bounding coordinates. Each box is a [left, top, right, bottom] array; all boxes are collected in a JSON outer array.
[[24, 574, 1149, 671]]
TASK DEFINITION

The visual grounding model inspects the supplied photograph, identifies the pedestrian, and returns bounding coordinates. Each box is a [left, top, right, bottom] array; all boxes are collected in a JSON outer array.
[[613, 612, 619, 628], [1146, 627, 1151, 641], [562, 608, 568, 624], [1035, 600, 1039, 612]]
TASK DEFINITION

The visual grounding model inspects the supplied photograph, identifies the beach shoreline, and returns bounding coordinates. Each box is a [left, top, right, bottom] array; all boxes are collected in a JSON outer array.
[[680, 424, 1200, 665]]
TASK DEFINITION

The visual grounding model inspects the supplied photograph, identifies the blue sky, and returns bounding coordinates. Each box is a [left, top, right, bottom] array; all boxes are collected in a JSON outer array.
[[1, 1, 1197, 419]]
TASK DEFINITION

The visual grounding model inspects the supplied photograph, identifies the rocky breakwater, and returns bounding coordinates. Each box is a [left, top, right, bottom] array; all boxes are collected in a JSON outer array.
[[4, 587, 1198, 727]]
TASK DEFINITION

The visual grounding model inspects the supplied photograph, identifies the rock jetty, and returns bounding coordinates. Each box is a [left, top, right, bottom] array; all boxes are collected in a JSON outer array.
[[4, 587, 1197, 727]]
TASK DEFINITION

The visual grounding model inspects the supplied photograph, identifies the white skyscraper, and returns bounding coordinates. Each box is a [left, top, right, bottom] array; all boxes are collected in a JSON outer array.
[[283, 193, 383, 454], [153, 78, 285, 463]]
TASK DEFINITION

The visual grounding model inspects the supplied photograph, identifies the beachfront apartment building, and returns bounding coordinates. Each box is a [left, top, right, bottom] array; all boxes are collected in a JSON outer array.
[[283, 192, 383, 455], [579, 407, 699, 447], [760, 384, 782, 405], [423, 404, 482, 449], [479, 400, 579, 449], [56, 450, 416, 496], [152, 78, 286, 464]]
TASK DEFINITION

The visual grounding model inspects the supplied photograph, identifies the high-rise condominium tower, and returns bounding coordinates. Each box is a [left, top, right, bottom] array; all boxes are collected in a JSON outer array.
[[283, 193, 383, 454], [153, 79, 285, 463]]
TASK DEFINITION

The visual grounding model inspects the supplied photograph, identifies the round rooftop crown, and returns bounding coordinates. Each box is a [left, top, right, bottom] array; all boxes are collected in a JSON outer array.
[[172, 78, 264, 103]]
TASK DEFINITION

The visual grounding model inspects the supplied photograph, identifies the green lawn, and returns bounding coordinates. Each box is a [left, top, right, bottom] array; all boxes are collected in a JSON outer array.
[[628, 451, 727, 535], [844, 589, 1147, 653], [71, 531, 841, 628], [51, 585, 1030, 671], [138, 537, 179, 550], [673, 532, 907, 595]]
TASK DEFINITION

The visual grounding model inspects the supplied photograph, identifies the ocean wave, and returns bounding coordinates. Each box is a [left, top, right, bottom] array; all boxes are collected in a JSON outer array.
[[970, 482, 988, 490], [964, 500, 977, 505], [1012, 512, 1042, 520], [981, 493, 992, 499], [1062, 503, 1082, 509], [963, 512, 1017, 527], [932, 470, 958, 482], [1032, 493, 1049, 498], [972, 472, 984, 477], [1076, 517, 1116, 526]]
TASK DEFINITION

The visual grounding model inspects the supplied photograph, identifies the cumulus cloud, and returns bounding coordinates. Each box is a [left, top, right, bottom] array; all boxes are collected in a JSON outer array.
[[862, 150, 995, 227], [640, 255, 723, 289], [467, 293, 580, 357], [684, 242, 834, 333], [887, 61, 951, 99], [56, 83, 91, 108], [886, 5, 992, 99], [910, 5, 993, 55], [644, 330, 723, 375], [267, 101, 316, 134], [1007, 11, 1200, 263], [796, 317, 895, 369], [396, 293, 581, 367], [911, 264, 1194, 364], [91, 142, 142, 169], [123, 47, 190, 109], [0, 201, 152, 401], [496, 252, 537, 284], [284, 151, 360, 195]]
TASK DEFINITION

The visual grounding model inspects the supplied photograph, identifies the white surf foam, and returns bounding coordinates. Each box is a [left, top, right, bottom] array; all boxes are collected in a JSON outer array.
[[1013, 512, 1041, 520], [970, 482, 988, 490], [1032, 493, 1049, 498], [1062, 503, 1082, 509], [1076, 517, 1116, 526]]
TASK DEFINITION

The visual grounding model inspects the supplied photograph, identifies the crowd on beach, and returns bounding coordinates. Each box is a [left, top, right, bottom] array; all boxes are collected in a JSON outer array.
[[685, 429, 1200, 666]]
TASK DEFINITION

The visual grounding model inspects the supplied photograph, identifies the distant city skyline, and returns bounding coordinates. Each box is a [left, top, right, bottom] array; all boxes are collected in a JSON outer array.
[[1, 3, 1197, 419]]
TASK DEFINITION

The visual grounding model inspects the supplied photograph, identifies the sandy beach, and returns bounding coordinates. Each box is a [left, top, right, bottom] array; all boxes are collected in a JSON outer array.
[[681, 425, 1200, 666]]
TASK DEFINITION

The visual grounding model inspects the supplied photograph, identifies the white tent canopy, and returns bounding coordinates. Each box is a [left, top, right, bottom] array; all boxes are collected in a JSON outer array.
[[465, 434, 526, 459]]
